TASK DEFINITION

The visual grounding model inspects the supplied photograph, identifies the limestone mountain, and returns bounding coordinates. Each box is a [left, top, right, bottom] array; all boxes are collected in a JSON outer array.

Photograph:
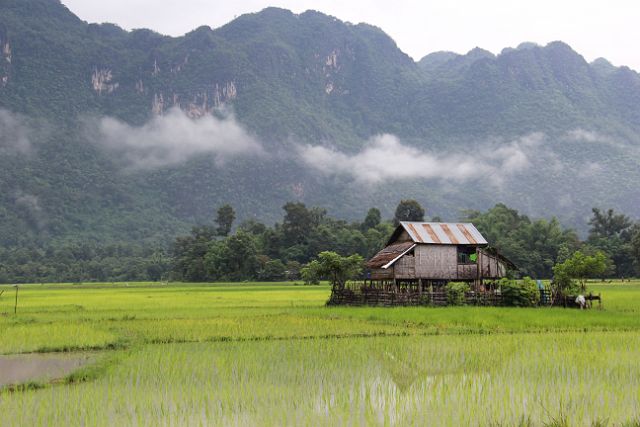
[[0, 0, 639, 248]]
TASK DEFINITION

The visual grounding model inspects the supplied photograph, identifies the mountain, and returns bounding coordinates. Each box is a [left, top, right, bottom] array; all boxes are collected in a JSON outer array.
[[0, 0, 639, 248]]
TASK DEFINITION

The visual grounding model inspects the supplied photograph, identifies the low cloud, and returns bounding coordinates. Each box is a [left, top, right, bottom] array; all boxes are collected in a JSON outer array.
[[0, 109, 32, 155], [566, 129, 605, 143], [565, 128, 624, 148], [14, 191, 46, 230], [577, 161, 604, 178], [89, 108, 263, 169], [298, 133, 542, 185]]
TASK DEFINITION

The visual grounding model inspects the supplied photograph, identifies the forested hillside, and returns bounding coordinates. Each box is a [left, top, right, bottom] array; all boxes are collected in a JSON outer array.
[[1, 0, 639, 254]]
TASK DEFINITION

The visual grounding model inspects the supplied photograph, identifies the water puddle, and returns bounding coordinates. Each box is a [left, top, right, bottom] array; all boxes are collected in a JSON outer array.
[[0, 353, 95, 388]]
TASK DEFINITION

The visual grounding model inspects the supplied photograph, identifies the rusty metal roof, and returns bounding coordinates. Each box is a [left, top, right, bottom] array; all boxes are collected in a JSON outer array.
[[399, 222, 487, 245], [367, 242, 416, 269]]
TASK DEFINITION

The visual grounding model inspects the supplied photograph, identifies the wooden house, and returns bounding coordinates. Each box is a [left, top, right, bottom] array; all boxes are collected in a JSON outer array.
[[366, 222, 514, 290]]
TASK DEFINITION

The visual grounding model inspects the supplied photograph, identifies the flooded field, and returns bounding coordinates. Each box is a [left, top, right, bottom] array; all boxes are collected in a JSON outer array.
[[0, 353, 96, 388]]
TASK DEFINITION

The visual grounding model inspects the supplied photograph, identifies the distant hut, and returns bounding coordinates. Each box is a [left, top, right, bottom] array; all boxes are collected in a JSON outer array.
[[328, 221, 516, 306], [367, 222, 514, 290]]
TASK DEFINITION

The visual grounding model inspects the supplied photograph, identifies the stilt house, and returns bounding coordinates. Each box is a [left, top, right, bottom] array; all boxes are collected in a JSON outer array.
[[366, 222, 513, 290]]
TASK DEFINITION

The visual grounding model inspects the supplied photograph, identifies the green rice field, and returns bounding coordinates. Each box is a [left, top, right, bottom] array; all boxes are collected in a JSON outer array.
[[1, 281, 640, 426]]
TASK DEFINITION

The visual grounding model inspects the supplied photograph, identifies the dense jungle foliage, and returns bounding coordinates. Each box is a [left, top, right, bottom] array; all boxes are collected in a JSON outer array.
[[1, 0, 640, 253], [2, 201, 639, 284]]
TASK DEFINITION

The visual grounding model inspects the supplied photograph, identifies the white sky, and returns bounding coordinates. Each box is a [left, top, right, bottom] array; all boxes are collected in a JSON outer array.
[[61, 0, 640, 70]]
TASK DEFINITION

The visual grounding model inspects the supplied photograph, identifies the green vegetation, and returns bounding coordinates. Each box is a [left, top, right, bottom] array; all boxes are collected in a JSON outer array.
[[1, 281, 640, 425], [2, 3, 640, 422], [553, 250, 610, 292], [500, 277, 540, 307], [2, 0, 640, 263], [301, 251, 364, 288], [445, 281, 470, 305], [3, 201, 640, 285], [169, 201, 392, 283], [393, 199, 425, 225], [215, 204, 236, 237]]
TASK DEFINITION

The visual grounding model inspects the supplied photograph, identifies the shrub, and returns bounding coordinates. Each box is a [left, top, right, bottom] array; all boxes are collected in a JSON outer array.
[[301, 252, 363, 288], [419, 294, 432, 306], [551, 263, 581, 295], [300, 262, 320, 285], [259, 259, 286, 281], [500, 277, 540, 307], [445, 282, 470, 306]]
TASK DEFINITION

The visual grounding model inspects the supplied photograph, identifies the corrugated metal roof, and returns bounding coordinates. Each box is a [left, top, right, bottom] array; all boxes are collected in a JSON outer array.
[[399, 222, 488, 245], [367, 242, 416, 269]]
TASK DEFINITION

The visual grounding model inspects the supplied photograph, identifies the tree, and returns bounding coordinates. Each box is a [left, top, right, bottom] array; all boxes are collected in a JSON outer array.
[[463, 204, 580, 278], [632, 225, 640, 274], [285, 260, 302, 281], [258, 259, 286, 281], [556, 244, 571, 264], [588, 208, 634, 277], [552, 250, 610, 292], [393, 200, 425, 226], [204, 231, 259, 280], [301, 251, 363, 289], [588, 208, 632, 239], [146, 250, 170, 281], [362, 208, 381, 230], [171, 226, 217, 282], [215, 204, 236, 237], [239, 219, 267, 235], [282, 202, 315, 246]]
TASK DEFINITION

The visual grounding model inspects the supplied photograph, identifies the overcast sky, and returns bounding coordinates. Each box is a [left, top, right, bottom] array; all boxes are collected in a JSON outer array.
[[61, 0, 639, 70]]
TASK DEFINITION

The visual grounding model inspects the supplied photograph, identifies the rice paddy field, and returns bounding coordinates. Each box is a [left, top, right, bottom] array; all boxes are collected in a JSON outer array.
[[1, 281, 640, 426]]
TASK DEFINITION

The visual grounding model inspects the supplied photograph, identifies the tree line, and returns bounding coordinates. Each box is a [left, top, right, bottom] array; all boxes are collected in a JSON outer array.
[[1, 200, 639, 284]]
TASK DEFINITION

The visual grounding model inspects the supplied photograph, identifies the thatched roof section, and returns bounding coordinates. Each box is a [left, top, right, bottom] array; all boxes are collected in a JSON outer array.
[[366, 242, 416, 269]]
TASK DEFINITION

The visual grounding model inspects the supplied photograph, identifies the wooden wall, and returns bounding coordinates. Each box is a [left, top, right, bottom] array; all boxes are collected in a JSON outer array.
[[415, 245, 457, 279], [478, 249, 507, 279], [457, 264, 478, 280], [394, 253, 415, 279], [368, 245, 509, 281], [370, 268, 394, 280]]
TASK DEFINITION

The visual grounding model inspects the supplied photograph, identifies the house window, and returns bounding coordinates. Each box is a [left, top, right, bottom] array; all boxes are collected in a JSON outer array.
[[457, 246, 477, 264]]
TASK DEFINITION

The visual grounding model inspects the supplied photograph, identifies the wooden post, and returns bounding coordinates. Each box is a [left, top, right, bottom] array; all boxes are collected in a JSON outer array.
[[14, 285, 18, 315]]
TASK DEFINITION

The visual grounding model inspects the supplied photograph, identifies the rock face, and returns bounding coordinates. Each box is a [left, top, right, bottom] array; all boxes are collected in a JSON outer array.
[[149, 81, 237, 117], [0, 33, 10, 87], [91, 68, 118, 95], [2, 40, 11, 63]]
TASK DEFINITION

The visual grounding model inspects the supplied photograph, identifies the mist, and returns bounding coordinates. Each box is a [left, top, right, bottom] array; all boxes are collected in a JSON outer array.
[[13, 191, 46, 231], [0, 109, 32, 155], [298, 133, 542, 185], [90, 108, 263, 169]]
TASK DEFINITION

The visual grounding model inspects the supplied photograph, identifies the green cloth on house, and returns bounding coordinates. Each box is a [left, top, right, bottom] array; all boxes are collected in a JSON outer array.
[[469, 253, 477, 262]]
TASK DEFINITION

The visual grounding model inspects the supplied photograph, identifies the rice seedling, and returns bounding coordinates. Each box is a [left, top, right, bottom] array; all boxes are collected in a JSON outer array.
[[1, 281, 640, 425]]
